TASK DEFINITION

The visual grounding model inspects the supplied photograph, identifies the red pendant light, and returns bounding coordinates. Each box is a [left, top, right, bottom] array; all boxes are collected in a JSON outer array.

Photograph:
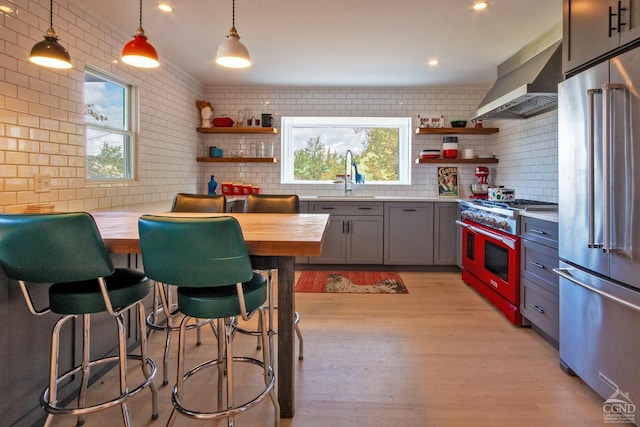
[[121, 0, 159, 68]]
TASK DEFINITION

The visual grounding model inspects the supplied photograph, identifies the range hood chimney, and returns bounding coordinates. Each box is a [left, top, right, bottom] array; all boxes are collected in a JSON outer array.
[[471, 27, 563, 120]]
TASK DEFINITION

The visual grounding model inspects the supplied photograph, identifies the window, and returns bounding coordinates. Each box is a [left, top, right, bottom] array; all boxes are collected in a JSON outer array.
[[83, 68, 135, 180], [281, 117, 411, 185]]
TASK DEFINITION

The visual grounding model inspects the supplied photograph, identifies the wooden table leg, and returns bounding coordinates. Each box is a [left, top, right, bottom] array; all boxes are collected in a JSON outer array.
[[277, 256, 295, 418]]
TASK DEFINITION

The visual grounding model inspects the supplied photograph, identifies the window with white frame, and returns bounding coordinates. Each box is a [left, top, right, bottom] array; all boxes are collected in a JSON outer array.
[[83, 68, 135, 180], [281, 117, 411, 184]]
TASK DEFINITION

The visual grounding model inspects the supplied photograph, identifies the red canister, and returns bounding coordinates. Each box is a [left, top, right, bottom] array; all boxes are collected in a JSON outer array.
[[442, 137, 459, 159], [221, 182, 233, 195]]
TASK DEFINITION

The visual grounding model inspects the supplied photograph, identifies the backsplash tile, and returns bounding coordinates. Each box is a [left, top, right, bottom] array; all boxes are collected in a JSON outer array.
[[0, 0, 558, 213]]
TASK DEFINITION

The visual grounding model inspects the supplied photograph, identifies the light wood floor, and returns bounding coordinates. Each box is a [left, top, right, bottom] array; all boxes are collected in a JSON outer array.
[[48, 271, 627, 427]]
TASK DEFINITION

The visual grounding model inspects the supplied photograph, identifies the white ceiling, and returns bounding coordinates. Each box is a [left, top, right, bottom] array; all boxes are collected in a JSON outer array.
[[75, 0, 562, 88]]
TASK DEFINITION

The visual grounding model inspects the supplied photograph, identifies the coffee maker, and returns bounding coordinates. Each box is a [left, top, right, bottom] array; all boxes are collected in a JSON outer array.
[[470, 166, 489, 199]]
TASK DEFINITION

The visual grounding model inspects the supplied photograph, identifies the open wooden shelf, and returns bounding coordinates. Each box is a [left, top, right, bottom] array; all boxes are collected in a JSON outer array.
[[197, 127, 279, 134], [415, 158, 499, 164], [415, 127, 499, 135], [197, 157, 279, 163]]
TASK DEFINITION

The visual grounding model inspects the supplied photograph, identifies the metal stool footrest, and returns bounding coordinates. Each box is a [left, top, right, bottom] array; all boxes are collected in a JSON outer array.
[[41, 355, 157, 416], [146, 308, 213, 333], [171, 356, 276, 420]]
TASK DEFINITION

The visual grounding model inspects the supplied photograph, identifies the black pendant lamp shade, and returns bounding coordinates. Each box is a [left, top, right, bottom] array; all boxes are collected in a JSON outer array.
[[29, 0, 72, 69]]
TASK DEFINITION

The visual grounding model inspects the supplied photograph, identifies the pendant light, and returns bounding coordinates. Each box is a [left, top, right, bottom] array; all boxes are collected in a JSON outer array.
[[215, 0, 251, 69], [121, 0, 160, 68], [29, 0, 72, 69]]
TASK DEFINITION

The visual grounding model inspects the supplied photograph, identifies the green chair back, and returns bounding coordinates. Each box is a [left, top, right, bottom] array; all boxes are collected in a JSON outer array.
[[171, 193, 227, 213], [244, 194, 299, 213], [0, 213, 114, 283], [138, 215, 253, 287]]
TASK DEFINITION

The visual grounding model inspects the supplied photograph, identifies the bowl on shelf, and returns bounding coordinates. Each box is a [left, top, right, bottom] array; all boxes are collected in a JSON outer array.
[[450, 120, 467, 128], [420, 149, 441, 159], [212, 117, 234, 127]]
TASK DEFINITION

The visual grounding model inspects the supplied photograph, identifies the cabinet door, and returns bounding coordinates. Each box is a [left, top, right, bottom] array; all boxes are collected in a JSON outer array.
[[384, 203, 434, 265], [296, 202, 309, 264], [309, 215, 346, 264], [563, 0, 619, 74], [620, 0, 640, 47], [433, 202, 457, 265], [346, 216, 384, 264], [563, 0, 640, 74]]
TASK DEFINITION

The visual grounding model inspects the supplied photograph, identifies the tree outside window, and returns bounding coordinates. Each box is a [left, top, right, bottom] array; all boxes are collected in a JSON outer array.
[[281, 117, 411, 185], [84, 68, 135, 180]]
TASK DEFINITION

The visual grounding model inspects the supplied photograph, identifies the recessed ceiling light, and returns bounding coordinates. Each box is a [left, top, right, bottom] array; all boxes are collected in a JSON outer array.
[[473, 1, 488, 10], [158, 4, 173, 12], [0, 4, 14, 14], [428, 59, 439, 66]]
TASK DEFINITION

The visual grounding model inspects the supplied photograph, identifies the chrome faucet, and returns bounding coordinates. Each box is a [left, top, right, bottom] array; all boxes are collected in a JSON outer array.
[[344, 149, 353, 196]]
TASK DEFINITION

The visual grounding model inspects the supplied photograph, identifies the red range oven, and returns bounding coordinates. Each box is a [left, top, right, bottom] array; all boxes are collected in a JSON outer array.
[[457, 218, 522, 325], [457, 199, 557, 325]]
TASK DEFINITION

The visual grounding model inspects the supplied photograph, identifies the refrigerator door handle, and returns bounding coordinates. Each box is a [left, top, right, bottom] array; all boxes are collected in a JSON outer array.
[[587, 88, 603, 249], [602, 83, 625, 253], [554, 267, 640, 313]]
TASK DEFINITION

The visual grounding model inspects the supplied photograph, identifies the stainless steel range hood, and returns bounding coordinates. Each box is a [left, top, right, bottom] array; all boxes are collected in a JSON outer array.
[[471, 35, 563, 120]]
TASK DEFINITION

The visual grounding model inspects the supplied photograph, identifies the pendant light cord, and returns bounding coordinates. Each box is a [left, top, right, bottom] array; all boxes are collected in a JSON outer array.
[[139, 0, 143, 28], [232, 0, 236, 27], [49, 0, 53, 28]]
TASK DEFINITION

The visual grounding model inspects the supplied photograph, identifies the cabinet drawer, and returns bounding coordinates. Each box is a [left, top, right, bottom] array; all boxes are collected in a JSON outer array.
[[521, 217, 558, 249], [521, 277, 559, 341], [521, 239, 559, 294], [309, 201, 383, 216]]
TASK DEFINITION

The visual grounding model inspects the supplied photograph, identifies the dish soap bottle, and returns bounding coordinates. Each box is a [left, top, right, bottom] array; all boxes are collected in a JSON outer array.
[[208, 175, 218, 195]]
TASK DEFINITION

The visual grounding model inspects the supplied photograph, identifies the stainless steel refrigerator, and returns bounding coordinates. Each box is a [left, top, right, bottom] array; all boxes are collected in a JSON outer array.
[[557, 45, 640, 420]]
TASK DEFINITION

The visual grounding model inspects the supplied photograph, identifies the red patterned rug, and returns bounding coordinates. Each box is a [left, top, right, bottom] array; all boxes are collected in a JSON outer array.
[[295, 271, 408, 294]]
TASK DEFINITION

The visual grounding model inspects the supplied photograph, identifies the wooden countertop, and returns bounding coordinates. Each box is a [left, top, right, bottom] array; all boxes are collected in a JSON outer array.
[[91, 211, 330, 256]]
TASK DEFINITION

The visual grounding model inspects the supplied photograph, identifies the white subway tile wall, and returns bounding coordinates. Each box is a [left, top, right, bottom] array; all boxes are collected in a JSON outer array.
[[203, 88, 559, 202], [0, 0, 558, 213], [0, 0, 203, 213]]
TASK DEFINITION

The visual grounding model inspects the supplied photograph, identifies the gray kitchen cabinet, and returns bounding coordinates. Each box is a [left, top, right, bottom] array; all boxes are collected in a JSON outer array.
[[520, 216, 559, 346], [384, 202, 434, 265], [308, 201, 383, 264], [296, 201, 309, 264], [433, 202, 458, 265], [563, 0, 640, 74]]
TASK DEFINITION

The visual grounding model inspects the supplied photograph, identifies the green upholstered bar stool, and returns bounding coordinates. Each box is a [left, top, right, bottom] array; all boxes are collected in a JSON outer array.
[[0, 212, 158, 427], [138, 215, 279, 427], [147, 193, 227, 386], [241, 194, 304, 360]]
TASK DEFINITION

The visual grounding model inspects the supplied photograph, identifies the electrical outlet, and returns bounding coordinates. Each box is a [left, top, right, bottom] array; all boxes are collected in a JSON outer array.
[[34, 174, 51, 193]]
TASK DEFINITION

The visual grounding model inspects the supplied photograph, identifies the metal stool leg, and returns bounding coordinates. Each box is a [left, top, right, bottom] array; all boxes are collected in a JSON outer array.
[[137, 302, 159, 420], [115, 313, 133, 427]]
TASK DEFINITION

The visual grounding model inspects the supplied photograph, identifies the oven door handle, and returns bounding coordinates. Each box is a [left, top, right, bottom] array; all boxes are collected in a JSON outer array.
[[469, 225, 517, 250], [457, 220, 517, 250]]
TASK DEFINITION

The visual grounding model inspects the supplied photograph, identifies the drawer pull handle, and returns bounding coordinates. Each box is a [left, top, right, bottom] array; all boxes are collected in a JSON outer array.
[[358, 207, 372, 210], [529, 304, 545, 314], [402, 209, 417, 212], [530, 229, 546, 235], [530, 261, 546, 269], [320, 207, 335, 210]]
